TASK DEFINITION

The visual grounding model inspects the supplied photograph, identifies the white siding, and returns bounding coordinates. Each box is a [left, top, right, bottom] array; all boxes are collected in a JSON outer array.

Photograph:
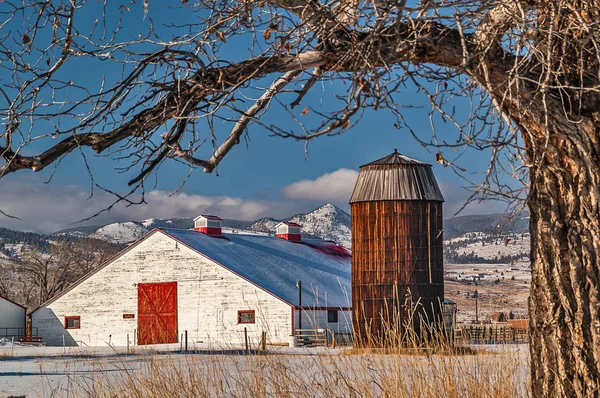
[[32, 231, 293, 347], [0, 297, 25, 332]]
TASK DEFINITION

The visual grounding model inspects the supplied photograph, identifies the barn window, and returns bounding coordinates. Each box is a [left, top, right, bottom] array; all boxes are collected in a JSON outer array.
[[328, 310, 338, 323], [65, 316, 80, 329], [238, 310, 255, 324]]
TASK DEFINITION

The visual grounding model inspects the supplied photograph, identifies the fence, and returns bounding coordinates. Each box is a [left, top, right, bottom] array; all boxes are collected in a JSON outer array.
[[0, 327, 37, 339], [295, 329, 353, 347], [454, 323, 528, 344]]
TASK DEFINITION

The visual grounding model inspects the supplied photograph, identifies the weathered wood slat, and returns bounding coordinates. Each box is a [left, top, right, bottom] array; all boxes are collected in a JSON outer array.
[[350, 151, 444, 347]]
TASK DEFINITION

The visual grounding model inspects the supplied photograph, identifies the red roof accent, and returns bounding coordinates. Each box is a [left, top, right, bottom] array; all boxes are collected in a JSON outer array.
[[301, 241, 351, 258], [194, 226, 224, 237], [276, 233, 302, 242]]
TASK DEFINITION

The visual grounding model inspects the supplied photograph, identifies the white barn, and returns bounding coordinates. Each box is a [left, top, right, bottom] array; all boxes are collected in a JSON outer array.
[[32, 217, 352, 347], [0, 295, 26, 339]]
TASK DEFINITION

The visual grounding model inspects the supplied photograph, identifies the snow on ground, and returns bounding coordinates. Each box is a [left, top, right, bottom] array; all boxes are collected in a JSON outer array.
[[0, 343, 529, 398], [221, 227, 270, 236], [90, 222, 148, 244], [4, 243, 24, 255], [445, 260, 531, 322], [446, 261, 531, 284], [454, 233, 530, 260]]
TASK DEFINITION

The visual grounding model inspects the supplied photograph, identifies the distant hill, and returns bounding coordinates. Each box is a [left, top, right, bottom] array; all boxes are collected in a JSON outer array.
[[8, 205, 530, 251], [0, 227, 50, 245], [444, 212, 529, 237]]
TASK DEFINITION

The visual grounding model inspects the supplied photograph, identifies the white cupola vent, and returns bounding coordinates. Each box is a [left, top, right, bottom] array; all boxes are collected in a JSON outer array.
[[194, 215, 223, 236], [275, 222, 302, 242]]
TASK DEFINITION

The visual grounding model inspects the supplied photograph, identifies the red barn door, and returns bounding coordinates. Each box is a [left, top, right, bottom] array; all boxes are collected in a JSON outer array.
[[137, 282, 178, 345]]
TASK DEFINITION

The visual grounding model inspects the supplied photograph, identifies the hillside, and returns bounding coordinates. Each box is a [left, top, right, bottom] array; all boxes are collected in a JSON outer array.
[[10, 205, 531, 259], [444, 212, 529, 237], [52, 204, 351, 247], [249, 204, 352, 248]]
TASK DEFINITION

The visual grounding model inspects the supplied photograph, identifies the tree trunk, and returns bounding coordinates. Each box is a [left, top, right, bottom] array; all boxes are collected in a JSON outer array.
[[525, 116, 600, 396]]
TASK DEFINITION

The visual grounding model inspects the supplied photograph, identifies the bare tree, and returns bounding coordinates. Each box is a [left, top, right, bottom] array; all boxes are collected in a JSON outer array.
[[1, 0, 599, 395], [18, 239, 119, 306], [18, 242, 79, 306]]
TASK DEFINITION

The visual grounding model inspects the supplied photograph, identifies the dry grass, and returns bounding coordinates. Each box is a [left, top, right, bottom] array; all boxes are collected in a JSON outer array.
[[71, 344, 529, 397], [70, 311, 531, 397]]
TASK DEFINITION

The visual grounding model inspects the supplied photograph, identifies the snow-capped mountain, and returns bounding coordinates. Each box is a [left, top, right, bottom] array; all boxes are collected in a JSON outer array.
[[290, 204, 352, 248], [50, 204, 527, 250], [56, 204, 352, 247], [249, 204, 352, 248], [90, 222, 149, 244]]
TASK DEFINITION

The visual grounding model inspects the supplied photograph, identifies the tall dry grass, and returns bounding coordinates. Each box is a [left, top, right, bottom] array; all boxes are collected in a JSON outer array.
[[75, 345, 529, 398], [74, 313, 530, 398], [48, 294, 530, 397]]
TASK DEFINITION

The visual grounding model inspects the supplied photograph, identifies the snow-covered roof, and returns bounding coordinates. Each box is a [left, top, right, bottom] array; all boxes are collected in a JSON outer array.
[[162, 228, 351, 308], [193, 214, 223, 221], [275, 221, 302, 228]]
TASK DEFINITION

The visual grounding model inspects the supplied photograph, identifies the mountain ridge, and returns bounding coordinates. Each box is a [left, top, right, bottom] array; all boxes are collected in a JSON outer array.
[[2, 205, 530, 250]]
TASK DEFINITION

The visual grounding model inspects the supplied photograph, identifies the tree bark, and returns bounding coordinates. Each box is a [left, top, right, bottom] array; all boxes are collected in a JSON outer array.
[[524, 116, 600, 396]]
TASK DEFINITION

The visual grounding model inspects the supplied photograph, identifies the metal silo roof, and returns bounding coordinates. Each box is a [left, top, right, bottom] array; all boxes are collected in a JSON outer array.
[[349, 150, 445, 203]]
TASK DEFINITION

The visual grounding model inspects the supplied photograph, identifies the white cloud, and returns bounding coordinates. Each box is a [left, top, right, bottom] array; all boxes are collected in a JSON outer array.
[[281, 168, 358, 204], [0, 182, 299, 234], [0, 174, 510, 234]]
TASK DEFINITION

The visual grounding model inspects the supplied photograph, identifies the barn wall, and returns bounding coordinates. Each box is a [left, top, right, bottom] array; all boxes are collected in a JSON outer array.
[[294, 309, 352, 333], [32, 231, 293, 347], [0, 297, 25, 331]]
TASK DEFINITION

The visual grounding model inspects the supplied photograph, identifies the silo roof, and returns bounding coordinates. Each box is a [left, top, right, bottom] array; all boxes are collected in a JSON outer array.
[[362, 150, 428, 166], [349, 150, 445, 203]]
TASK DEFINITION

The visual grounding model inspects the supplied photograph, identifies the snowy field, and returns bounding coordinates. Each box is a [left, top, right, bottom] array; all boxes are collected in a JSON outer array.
[[444, 232, 531, 322], [445, 260, 531, 322], [0, 343, 529, 397]]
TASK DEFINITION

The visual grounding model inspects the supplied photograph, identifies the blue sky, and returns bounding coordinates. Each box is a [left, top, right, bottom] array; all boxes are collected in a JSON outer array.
[[0, 1, 513, 233]]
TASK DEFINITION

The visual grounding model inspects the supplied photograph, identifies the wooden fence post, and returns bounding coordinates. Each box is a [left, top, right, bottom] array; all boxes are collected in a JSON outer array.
[[244, 327, 249, 354], [261, 331, 266, 351], [185, 330, 188, 352]]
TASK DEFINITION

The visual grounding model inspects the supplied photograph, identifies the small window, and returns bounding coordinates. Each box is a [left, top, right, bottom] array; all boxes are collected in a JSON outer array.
[[328, 310, 338, 323], [238, 310, 255, 324], [65, 316, 80, 329]]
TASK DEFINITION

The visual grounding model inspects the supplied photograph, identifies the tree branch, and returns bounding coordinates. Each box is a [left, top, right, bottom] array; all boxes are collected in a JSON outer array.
[[172, 70, 301, 173], [1, 19, 514, 179]]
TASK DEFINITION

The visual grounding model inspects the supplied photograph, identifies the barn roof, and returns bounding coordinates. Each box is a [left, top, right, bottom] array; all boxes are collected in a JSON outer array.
[[193, 214, 223, 221], [349, 149, 444, 203], [276, 221, 302, 228], [162, 228, 351, 308], [0, 294, 26, 310]]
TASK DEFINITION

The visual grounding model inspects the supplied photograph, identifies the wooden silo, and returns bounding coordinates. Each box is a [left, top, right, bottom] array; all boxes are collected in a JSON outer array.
[[349, 150, 445, 346]]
